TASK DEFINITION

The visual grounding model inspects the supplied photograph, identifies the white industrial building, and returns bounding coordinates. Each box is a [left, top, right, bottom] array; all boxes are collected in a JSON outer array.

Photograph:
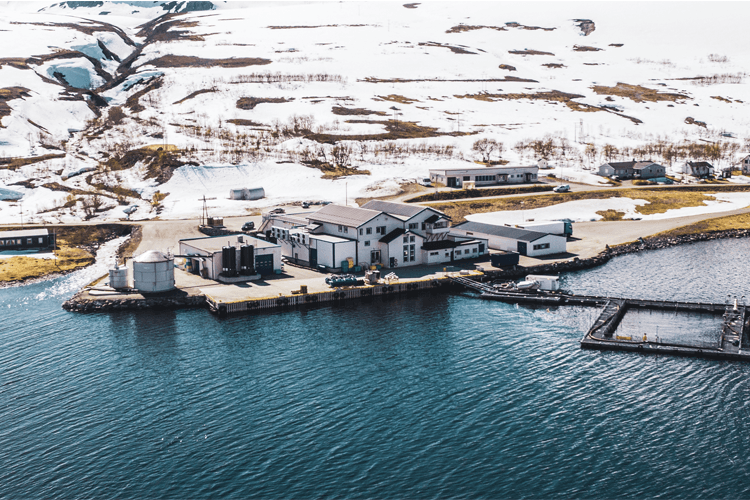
[[450, 221, 567, 257], [429, 165, 539, 188], [262, 201, 488, 271], [178, 234, 282, 280]]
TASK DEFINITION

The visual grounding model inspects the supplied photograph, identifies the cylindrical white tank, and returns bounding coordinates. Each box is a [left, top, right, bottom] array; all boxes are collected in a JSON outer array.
[[109, 265, 128, 290], [133, 250, 175, 292]]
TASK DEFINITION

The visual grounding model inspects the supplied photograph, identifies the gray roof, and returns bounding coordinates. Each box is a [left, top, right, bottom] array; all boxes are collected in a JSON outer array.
[[451, 221, 548, 242], [361, 200, 427, 219], [602, 161, 662, 171], [180, 234, 278, 253], [0, 228, 49, 238], [307, 204, 381, 228]]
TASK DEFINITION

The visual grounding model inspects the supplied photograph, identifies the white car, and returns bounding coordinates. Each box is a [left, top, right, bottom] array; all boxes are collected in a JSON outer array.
[[417, 178, 432, 186], [553, 185, 570, 193]]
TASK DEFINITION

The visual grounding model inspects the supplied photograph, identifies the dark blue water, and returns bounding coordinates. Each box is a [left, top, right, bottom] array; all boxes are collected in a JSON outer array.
[[3, 238, 750, 498]]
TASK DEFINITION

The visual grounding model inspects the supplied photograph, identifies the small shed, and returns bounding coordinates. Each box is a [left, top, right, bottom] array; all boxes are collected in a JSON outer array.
[[230, 187, 265, 200], [0, 228, 56, 251]]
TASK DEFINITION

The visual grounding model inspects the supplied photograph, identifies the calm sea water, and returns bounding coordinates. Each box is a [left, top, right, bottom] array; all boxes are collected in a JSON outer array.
[[3, 238, 750, 498]]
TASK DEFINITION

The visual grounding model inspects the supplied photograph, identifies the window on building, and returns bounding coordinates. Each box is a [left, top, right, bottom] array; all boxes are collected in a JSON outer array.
[[410, 235, 415, 243], [364, 241, 370, 247], [366, 227, 372, 235], [343, 227, 348, 233], [410, 244, 415, 261], [408, 223, 418, 230], [403, 236, 409, 243], [430, 251, 439, 256], [533, 243, 551, 250], [38, 237, 44, 244], [359, 228, 363, 235], [476, 175, 495, 182], [463, 176, 470, 181], [376, 226, 386, 235], [465, 249, 471, 254], [27, 238, 32, 244], [338, 225, 343, 232]]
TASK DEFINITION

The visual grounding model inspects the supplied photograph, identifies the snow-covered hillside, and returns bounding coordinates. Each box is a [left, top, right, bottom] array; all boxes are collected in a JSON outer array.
[[1, 1, 749, 223]]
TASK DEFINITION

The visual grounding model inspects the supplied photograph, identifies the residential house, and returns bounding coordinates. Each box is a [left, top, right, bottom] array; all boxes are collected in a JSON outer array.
[[597, 160, 666, 179], [680, 161, 713, 178], [740, 155, 750, 175]]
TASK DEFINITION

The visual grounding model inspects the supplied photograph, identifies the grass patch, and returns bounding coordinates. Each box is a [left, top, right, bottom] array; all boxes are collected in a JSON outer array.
[[508, 49, 554, 56], [499, 64, 516, 71], [543, 63, 565, 68], [306, 119, 473, 144], [446, 24, 507, 33], [711, 95, 733, 103], [424, 185, 750, 223], [0, 247, 94, 283], [0, 153, 65, 170], [456, 89, 583, 103], [236, 96, 293, 110], [302, 159, 371, 179], [591, 82, 690, 103], [684, 116, 707, 128], [655, 212, 750, 238], [148, 55, 271, 68], [374, 94, 420, 104], [407, 184, 553, 203], [596, 209, 625, 221], [226, 118, 266, 127], [0, 87, 31, 126], [573, 45, 602, 52], [125, 76, 163, 112], [332, 105, 386, 116], [173, 88, 217, 105], [101, 147, 198, 183], [418, 42, 476, 55]]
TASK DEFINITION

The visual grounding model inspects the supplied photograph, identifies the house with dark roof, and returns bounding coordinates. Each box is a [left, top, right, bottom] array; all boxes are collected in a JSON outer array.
[[598, 161, 666, 179], [450, 221, 567, 257], [680, 161, 713, 177]]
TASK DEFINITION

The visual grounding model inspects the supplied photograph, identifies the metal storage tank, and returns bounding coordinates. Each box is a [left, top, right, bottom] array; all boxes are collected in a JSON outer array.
[[222, 246, 237, 275], [109, 265, 128, 290], [133, 250, 175, 293], [240, 245, 255, 275]]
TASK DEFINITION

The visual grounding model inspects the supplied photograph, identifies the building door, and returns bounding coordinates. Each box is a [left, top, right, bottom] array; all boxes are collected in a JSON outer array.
[[447, 177, 458, 187], [478, 243, 485, 254], [255, 254, 274, 275], [371, 250, 381, 264], [517, 241, 527, 256], [310, 248, 317, 267]]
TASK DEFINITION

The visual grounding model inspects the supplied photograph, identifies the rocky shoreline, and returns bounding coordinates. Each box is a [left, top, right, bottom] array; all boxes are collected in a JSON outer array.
[[62, 294, 207, 312], [483, 228, 750, 280]]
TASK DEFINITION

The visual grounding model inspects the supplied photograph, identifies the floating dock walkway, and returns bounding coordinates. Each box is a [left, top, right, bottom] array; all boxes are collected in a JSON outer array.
[[448, 276, 750, 362]]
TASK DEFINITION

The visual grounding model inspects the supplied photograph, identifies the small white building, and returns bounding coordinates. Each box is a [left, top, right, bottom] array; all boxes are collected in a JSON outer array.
[[740, 155, 750, 174], [450, 221, 567, 257], [179, 234, 282, 280], [429, 165, 539, 188], [229, 187, 265, 200]]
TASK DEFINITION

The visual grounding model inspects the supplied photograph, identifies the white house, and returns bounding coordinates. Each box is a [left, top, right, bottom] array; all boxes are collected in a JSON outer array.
[[265, 202, 488, 270], [740, 155, 750, 174], [450, 221, 567, 257]]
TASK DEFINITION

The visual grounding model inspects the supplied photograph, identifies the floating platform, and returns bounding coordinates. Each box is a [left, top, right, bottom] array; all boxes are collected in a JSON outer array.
[[448, 275, 750, 362]]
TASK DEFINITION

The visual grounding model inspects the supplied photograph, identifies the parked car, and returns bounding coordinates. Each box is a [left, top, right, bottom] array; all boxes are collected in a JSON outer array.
[[241, 221, 255, 231], [553, 184, 571, 193], [301, 202, 310, 209], [417, 177, 432, 187], [269, 207, 285, 214]]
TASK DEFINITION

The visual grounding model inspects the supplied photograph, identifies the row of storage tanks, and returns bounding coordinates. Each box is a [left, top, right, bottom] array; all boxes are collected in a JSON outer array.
[[109, 250, 175, 292], [222, 244, 256, 276]]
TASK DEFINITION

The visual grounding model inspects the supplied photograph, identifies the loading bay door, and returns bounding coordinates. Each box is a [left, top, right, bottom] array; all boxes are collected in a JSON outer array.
[[255, 254, 274, 275]]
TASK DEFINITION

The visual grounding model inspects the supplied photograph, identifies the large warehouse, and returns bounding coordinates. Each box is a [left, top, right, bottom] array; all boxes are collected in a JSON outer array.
[[178, 234, 282, 281], [429, 165, 538, 188], [450, 221, 567, 257]]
